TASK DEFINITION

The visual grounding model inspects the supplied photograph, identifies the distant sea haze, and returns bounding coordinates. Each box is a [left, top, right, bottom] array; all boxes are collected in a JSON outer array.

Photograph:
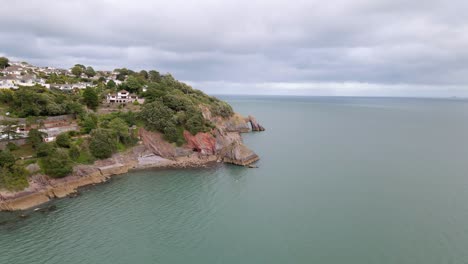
[[2, 96, 468, 264]]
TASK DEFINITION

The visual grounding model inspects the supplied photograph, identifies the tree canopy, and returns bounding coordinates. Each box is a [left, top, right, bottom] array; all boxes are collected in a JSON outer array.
[[0, 57, 9, 69], [82, 87, 100, 110], [89, 129, 118, 159]]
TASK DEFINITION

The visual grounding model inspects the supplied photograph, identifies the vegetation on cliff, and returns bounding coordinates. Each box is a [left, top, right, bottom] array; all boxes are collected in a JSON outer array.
[[0, 59, 237, 191]]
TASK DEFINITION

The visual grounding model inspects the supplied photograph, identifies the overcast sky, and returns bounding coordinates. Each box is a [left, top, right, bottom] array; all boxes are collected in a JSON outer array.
[[1, 0, 468, 97]]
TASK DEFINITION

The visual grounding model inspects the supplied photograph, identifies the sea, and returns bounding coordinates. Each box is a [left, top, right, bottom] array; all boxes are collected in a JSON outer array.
[[2, 95, 468, 263]]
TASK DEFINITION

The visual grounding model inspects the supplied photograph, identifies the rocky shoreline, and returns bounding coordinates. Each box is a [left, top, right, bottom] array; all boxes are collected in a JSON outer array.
[[0, 113, 264, 212]]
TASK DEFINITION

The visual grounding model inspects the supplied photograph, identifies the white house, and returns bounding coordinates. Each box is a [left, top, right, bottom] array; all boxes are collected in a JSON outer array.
[[3, 65, 24, 75], [106, 90, 143, 104], [0, 76, 18, 89]]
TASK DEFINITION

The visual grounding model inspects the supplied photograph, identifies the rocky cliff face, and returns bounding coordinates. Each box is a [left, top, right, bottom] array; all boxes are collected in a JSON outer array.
[[247, 115, 266, 131], [139, 129, 177, 159], [139, 109, 264, 167], [180, 109, 263, 166], [183, 131, 217, 155]]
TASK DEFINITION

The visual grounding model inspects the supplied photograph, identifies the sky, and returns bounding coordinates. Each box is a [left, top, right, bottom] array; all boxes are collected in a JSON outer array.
[[1, 0, 468, 97]]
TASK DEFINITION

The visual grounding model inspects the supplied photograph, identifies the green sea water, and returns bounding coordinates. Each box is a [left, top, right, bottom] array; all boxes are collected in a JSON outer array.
[[2, 96, 468, 263]]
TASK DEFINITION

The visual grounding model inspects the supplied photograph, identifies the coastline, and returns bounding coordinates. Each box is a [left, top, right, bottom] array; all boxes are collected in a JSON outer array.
[[0, 111, 264, 212], [0, 149, 221, 212]]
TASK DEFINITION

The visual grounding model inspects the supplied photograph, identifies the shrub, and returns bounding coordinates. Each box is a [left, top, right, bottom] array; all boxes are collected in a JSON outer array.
[[0, 150, 16, 168], [0, 165, 28, 191], [89, 129, 117, 159], [56, 133, 71, 148], [40, 149, 73, 178], [27, 129, 46, 149], [36, 143, 55, 157], [6, 142, 19, 151], [68, 144, 80, 161]]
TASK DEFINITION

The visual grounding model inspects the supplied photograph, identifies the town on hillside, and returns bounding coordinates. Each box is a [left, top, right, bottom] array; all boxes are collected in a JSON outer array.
[[0, 56, 234, 191]]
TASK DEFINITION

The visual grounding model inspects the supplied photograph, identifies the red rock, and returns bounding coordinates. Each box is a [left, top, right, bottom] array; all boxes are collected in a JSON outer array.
[[183, 131, 216, 155]]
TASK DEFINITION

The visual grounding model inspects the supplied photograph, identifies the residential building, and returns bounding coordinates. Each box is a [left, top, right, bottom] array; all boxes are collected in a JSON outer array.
[[106, 90, 144, 104]]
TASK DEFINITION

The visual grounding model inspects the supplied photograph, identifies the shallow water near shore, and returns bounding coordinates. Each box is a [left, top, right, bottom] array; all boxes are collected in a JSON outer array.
[[2, 96, 468, 263]]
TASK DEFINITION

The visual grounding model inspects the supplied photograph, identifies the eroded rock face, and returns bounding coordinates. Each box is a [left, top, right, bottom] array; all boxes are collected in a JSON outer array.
[[221, 113, 251, 132], [214, 128, 259, 166], [183, 131, 216, 155], [139, 128, 177, 159], [219, 141, 259, 166], [248, 115, 265, 131]]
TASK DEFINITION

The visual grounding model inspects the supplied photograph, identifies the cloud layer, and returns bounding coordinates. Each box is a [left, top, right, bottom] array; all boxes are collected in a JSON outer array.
[[1, 0, 468, 96]]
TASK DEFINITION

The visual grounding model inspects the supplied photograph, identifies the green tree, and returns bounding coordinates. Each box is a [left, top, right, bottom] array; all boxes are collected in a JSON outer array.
[[55, 133, 71, 148], [148, 70, 161, 82], [85, 66, 96, 77], [27, 129, 46, 149], [68, 144, 80, 161], [125, 75, 143, 93], [0, 165, 28, 191], [107, 80, 116, 89], [186, 113, 206, 135], [0, 149, 16, 168], [139, 70, 148, 80], [71, 64, 85, 76], [139, 101, 175, 132], [82, 87, 99, 110], [79, 113, 98, 134], [36, 142, 55, 157], [6, 142, 19, 151], [89, 129, 118, 159], [0, 57, 9, 69], [40, 148, 73, 178], [108, 118, 130, 142]]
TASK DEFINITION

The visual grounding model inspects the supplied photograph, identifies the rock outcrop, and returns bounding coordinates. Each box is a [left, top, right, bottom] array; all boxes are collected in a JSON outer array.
[[248, 115, 265, 131], [139, 128, 176, 159], [183, 131, 216, 155], [219, 141, 259, 166]]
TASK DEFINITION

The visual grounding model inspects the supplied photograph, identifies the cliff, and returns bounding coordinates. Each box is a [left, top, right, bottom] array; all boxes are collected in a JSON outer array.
[[0, 112, 265, 211]]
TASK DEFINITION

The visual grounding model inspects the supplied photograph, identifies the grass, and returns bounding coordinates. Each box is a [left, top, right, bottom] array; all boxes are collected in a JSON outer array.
[[11, 143, 35, 158]]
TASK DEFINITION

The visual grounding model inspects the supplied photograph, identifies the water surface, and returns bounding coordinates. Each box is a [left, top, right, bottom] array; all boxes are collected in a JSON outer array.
[[2, 96, 468, 263]]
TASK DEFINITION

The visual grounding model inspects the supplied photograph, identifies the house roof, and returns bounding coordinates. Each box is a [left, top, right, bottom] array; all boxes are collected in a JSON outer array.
[[5, 66, 24, 71], [118, 90, 129, 93]]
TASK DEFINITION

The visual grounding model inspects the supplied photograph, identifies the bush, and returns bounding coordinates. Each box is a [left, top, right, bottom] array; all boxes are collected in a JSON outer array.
[[0, 165, 28, 191], [89, 129, 118, 159], [0, 150, 16, 168], [36, 143, 55, 157], [56, 133, 71, 148], [139, 101, 175, 132], [40, 149, 73, 178], [69, 144, 80, 161], [6, 142, 19, 151], [27, 128, 46, 149]]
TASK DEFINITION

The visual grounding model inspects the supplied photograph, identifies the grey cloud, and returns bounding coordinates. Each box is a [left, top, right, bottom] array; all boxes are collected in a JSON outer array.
[[1, 0, 468, 96]]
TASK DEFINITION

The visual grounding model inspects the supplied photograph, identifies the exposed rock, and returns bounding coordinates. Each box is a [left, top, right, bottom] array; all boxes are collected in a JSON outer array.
[[183, 131, 216, 155], [248, 115, 265, 131], [219, 141, 259, 166], [214, 129, 243, 152], [137, 153, 174, 169], [98, 163, 129, 177], [139, 128, 176, 159], [222, 113, 251, 132], [25, 163, 41, 174]]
